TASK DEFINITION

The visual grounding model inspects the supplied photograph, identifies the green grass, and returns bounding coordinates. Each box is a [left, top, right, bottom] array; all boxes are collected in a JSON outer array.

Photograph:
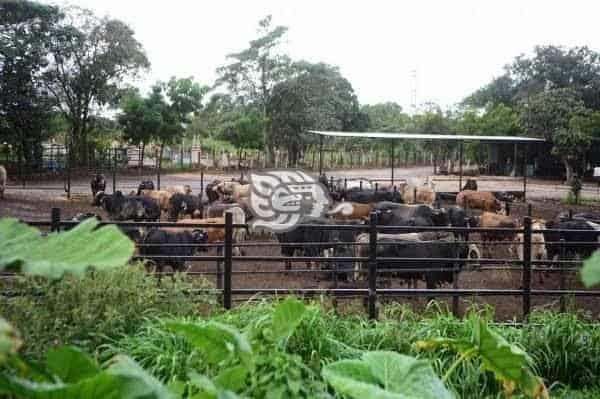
[[101, 299, 600, 398]]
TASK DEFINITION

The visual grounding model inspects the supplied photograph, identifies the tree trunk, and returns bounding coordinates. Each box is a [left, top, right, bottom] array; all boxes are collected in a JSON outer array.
[[563, 158, 574, 184]]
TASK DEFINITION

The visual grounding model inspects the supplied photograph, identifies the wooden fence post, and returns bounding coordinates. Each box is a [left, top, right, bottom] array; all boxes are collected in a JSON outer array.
[[368, 212, 378, 320], [223, 211, 233, 310], [522, 216, 532, 320]]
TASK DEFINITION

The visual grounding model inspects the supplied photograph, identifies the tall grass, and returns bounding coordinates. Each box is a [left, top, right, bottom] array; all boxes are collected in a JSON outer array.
[[0, 264, 216, 358], [102, 299, 600, 398]]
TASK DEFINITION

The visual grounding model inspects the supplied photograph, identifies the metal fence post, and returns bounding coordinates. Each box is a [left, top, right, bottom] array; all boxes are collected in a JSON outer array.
[[368, 212, 378, 320], [112, 148, 117, 194], [156, 148, 161, 190], [522, 216, 532, 320], [527, 203, 532, 217], [200, 170, 204, 201], [51, 208, 61, 233], [559, 238, 566, 313], [223, 211, 233, 310], [505, 201, 511, 216]]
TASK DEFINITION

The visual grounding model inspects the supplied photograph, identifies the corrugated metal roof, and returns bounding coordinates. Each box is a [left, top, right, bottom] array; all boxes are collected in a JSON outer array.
[[309, 130, 545, 142]]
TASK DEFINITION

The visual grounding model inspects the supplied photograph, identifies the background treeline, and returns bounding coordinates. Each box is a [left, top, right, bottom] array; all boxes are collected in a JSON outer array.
[[2, 1, 600, 181]]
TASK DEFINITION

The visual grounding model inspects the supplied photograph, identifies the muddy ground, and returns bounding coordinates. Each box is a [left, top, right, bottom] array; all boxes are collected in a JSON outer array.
[[1, 168, 600, 321]]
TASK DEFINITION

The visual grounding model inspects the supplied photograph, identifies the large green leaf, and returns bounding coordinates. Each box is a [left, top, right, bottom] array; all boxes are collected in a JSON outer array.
[[417, 317, 547, 398], [363, 352, 452, 399], [269, 298, 307, 344], [0, 354, 175, 399], [0, 218, 134, 279], [105, 355, 178, 399], [581, 251, 600, 287], [322, 352, 453, 399], [213, 365, 248, 392], [187, 371, 242, 399], [45, 346, 100, 384], [167, 321, 252, 367]]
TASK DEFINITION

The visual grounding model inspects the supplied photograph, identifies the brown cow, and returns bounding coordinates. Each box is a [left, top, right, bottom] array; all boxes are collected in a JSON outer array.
[[171, 206, 246, 255], [138, 189, 172, 211], [456, 190, 501, 213], [327, 202, 374, 220], [471, 212, 519, 242], [398, 183, 436, 205]]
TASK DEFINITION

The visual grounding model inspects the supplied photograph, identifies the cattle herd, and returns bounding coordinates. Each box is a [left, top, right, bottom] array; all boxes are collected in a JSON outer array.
[[1, 167, 599, 289]]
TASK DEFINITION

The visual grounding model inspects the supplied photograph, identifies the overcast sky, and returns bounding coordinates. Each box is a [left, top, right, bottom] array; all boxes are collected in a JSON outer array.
[[59, 0, 599, 111]]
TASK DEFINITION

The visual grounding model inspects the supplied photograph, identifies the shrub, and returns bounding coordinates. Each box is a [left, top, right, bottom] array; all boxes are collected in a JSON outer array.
[[0, 264, 216, 358]]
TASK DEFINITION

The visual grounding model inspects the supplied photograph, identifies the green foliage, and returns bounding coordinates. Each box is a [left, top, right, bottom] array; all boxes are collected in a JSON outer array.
[[1, 265, 213, 358], [582, 252, 600, 287], [100, 318, 203, 384], [0, 0, 60, 160], [417, 316, 547, 398], [102, 300, 600, 399], [0, 346, 176, 399], [323, 351, 453, 399], [43, 5, 149, 163], [0, 218, 134, 279]]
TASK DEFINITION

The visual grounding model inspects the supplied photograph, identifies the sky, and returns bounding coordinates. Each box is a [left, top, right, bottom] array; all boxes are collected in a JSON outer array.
[[56, 0, 600, 111]]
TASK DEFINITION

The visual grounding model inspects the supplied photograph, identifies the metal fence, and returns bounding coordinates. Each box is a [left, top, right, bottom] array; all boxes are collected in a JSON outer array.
[[10, 208, 600, 321]]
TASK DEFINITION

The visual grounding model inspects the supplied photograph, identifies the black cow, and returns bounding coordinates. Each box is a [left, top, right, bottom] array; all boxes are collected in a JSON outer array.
[[571, 212, 600, 224], [374, 203, 449, 228], [94, 191, 161, 221], [90, 174, 106, 198], [136, 180, 155, 195], [167, 193, 204, 221], [139, 228, 208, 273], [462, 179, 478, 191], [544, 218, 600, 260], [355, 231, 477, 288], [343, 188, 402, 204], [276, 217, 333, 271], [275, 217, 364, 276]]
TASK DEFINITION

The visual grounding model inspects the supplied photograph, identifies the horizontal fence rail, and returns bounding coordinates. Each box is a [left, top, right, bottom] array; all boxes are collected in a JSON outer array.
[[8, 207, 600, 320]]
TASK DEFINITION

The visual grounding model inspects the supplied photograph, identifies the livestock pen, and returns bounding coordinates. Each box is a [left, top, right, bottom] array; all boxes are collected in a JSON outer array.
[[6, 207, 600, 321]]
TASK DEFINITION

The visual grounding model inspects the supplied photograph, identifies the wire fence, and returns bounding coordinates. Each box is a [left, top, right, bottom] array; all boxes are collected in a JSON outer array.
[[6, 208, 600, 320]]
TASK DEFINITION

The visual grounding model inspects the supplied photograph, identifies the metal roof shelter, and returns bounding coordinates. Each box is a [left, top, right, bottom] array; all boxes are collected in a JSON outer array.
[[309, 130, 546, 199]]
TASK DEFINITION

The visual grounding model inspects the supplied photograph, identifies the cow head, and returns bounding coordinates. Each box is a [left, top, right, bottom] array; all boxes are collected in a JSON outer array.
[[137, 180, 155, 195]]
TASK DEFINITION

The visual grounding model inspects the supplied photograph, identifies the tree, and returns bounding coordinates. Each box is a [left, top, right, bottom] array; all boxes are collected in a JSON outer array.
[[187, 93, 236, 140], [361, 102, 410, 132], [220, 108, 265, 167], [267, 62, 365, 165], [465, 45, 600, 110], [552, 127, 591, 183], [44, 6, 149, 165], [117, 90, 160, 167], [216, 15, 291, 165], [149, 77, 206, 168], [522, 88, 591, 182], [0, 0, 61, 166]]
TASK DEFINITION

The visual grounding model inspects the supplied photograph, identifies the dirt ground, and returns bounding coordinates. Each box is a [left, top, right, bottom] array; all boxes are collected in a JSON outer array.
[[2, 167, 600, 321]]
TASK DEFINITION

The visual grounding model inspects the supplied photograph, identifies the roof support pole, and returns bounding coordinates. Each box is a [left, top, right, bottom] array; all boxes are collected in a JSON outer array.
[[391, 139, 395, 186], [318, 134, 324, 176], [458, 140, 463, 192]]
